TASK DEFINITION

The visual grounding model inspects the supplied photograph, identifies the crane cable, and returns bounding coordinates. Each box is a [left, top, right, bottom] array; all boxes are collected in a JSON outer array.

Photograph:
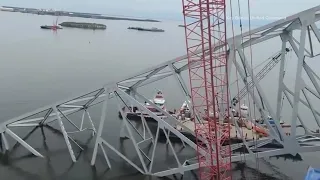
[[236, 0, 261, 177], [236, 0, 251, 164], [229, 50, 284, 88], [228, 0, 246, 164], [228, 0, 243, 163], [246, 0, 261, 177]]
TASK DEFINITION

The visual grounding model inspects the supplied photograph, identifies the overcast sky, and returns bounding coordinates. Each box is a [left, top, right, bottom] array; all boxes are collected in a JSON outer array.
[[1, 0, 320, 21]]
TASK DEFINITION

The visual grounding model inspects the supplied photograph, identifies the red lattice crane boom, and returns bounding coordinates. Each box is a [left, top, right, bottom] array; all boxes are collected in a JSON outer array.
[[181, 0, 231, 179]]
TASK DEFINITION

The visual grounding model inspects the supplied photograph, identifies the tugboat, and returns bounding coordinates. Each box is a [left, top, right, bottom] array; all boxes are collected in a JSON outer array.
[[118, 90, 168, 121], [40, 16, 62, 30]]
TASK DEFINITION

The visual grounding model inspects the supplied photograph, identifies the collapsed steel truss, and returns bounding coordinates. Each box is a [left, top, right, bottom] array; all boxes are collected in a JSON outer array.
[[1, 5, 320, 178]]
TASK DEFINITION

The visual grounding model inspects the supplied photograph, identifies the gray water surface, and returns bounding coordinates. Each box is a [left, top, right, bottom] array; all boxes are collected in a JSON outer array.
[[0, 11, 319, 180]]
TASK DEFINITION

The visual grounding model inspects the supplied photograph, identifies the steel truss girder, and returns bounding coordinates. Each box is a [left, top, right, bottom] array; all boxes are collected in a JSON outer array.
[[2, 5, 320, 178], [0, 88, 103, 162], [94, 5, 320, 176], [90, 86, 254, 177]]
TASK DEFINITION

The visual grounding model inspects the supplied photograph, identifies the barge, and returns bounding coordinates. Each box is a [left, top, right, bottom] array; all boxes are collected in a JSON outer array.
[[59, 22, 106, 30], [128, 27, 164, 32], [40, 25, 62, 30], [119, 90, 292, 143]]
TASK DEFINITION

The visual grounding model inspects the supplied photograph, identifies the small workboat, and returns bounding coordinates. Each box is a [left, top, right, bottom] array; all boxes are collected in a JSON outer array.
[[119, 90, 168, 121], [151, 90, 166, 111], [141, 90, 167, 116]]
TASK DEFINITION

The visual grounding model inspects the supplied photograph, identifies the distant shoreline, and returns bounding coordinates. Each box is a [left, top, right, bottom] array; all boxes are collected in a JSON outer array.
[[0, 6, 161, 23]]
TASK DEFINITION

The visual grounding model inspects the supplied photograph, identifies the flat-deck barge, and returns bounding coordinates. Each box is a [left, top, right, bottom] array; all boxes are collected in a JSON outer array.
[[128, 27, 165, 32], [40, 25, 62, 29], [59, 22, 106, 30]]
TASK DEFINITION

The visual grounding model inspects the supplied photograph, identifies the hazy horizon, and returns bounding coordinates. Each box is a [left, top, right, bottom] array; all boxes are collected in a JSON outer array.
[[1, 1, 320, 23]]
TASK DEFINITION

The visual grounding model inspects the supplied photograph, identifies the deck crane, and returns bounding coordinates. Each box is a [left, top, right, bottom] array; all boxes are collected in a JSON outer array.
[[231, 48, 291, 107], [182, 0, 231, 179]]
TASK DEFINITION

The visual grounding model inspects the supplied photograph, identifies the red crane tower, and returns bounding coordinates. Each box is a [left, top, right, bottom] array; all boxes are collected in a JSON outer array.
[[181, 0, 231, 179]]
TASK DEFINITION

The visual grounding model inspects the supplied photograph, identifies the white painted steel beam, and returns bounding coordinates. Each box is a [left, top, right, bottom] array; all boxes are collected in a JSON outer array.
[[5, 129, 43, 157], [53, 106, 77, 162], [289, 17, 308, 140], [91, 87, 110, 166], [275, 36, 288, 121]]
